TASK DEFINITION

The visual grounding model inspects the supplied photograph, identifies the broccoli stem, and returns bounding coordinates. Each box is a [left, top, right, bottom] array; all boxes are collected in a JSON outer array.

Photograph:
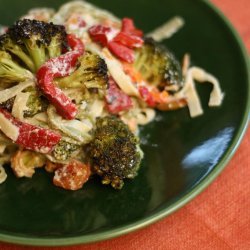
[[0, 56, 33, 82], [48, 39, 62, 59], [57, 69, 83, 89], [25, 40, 46, 71], [7, 45, 36, 72]]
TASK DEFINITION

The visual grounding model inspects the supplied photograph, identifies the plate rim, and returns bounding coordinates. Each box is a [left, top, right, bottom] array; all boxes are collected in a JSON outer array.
[[0, 0, 249, 246]]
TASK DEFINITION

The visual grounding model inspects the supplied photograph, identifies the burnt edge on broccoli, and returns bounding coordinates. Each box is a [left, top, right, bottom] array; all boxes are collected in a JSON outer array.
[[134, 37, 183, 93], [57, 51, 109, 91], [6, 19, 67, 49], [0, 97, 15, 112], [86, 116, 143, 190], [23, 88, 49, 117], [0, 19, 71, 116], [0, 19, 69, 72], [52, 140, 80, 162]]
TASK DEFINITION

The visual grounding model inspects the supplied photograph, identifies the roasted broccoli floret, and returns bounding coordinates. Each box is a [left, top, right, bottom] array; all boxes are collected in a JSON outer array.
[[0, 51, 33, 83], [134, 37, 183, 93], [52, 140, 80, 162], [86, 116, 143, 189], [0, 34, 36, 72], [56, 51, 108, 90], [1, 19, 67, 72], [23, 87, 48, 117]]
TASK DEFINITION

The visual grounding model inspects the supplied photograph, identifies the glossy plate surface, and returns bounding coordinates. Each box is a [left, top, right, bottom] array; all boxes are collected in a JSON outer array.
[[0, 0, 249, 246]]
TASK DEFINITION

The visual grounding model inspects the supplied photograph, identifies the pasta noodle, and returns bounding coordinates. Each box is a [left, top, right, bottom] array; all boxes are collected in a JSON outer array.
[[87, 44, 140, 97], [0, 165, 7, 184], [0, 80, 34, 103], [47, 106, 93, 143], [176, 66, 224, 117], [12, 92, 30, 121], [147, 16, 185, 41]]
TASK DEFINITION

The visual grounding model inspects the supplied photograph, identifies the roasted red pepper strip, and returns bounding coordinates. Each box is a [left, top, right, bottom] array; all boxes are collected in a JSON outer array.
[[37, 34, 84, 120], [88, 18, 143, 63], [105, 77, 133, 114], [0, 108, 61, 154], [88, 25, 112, 46], [121, 18, 143, 37], [67, 34, 85, 54], [108, 41, 135, 63], [113, 31, 143, 48], [139, 86, 187, 110], [138, 86, 156, 107]]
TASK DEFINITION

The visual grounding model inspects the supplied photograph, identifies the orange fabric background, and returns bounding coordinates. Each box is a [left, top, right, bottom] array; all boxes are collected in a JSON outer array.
[[0, 0, 249, 249]]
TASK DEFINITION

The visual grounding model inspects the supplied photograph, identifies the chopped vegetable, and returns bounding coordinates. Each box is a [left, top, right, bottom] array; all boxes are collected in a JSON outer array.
[[36, 34, 84, 120], [0, 51, 33, 83], [0, 108, 61, 153], [121, 18, 143, 37], [89, 18, 143, 63], [88, 25, 112, 46], [2, 19, 68, 72], [113, 31, 143, 49], [53, 160, 91, 190], [24, 88, 48, 117], [138, 86, 156, 107], [86, 116, 143, 189], [108, 41, 135, 63], [105, 77, 133, 114], [56, 51, 108, 90], [134, 37, 183, 92], [52, 139, 80, 162]]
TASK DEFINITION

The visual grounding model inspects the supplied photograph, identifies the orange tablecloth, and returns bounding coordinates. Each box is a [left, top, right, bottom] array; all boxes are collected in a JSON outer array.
[[0, 0, 249, 249]]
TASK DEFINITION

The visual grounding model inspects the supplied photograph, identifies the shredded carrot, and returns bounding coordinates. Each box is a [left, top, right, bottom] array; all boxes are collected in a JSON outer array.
[[122, 63, 144, 83]]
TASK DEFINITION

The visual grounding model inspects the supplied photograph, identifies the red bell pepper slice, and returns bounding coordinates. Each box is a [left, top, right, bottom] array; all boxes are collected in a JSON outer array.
[[37, 66, 78, 119], [37, 34, 84, 120], [138, 86, 156, 107], [88, 18, 143, 63], [108, 41, 135, 63], [121, 18, 143, 37], [67, 34, 85, 54], [0, 108, 61, 154], [113, 31, 143, 48], [88, 25, 112, 46], [105, 77, 133, 114]]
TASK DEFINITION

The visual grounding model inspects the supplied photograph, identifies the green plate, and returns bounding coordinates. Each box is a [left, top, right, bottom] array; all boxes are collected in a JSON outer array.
[[0, 0, 249, 246]]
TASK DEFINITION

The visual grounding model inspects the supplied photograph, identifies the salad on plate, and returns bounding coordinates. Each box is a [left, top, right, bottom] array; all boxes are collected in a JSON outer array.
[[0, 0, 224, 190]]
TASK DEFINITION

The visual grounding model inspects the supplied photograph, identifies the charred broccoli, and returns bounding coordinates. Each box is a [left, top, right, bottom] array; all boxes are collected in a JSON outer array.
[[0, 34, 36, 72], [86, 116, 143, 189], [23, 87, 48, 117], [0, 97, 15, 112], [56, 51, 108, 91], [134, 37, 183, 93], [0, 19, 67, 72], [0, 51, 33, 83], [52, 140, 80, 162]]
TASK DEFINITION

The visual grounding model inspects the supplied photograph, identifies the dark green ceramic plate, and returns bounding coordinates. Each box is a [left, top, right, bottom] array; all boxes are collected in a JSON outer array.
[[0, 0, 249, 246]]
